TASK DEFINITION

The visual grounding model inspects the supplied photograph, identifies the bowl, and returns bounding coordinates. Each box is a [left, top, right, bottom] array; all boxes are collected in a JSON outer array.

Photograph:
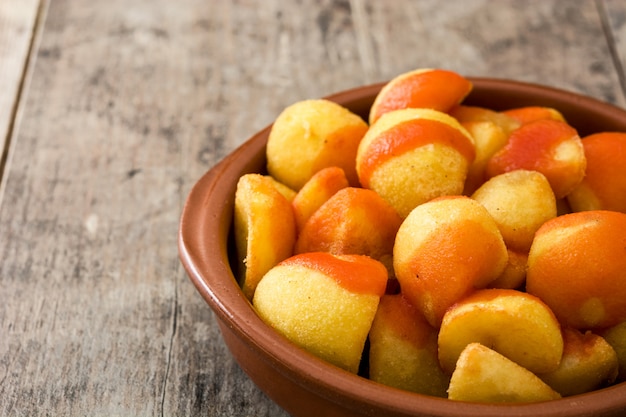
[[178, 78, 626, 417]]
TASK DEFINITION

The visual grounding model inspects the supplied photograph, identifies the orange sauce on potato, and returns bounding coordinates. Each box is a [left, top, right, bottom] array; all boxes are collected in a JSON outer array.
[[359, 118, 475, 188], [371, 69, 472, 123], [281, 252, 388, 296]]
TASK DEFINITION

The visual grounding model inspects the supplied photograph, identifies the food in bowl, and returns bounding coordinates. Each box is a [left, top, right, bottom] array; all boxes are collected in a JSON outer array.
[[253, 252, 388, 374], [266, 99, 368, 190], [447, 342, 561, 403], [437, 288, 564, 376], [368, 292, 449, 396], [356, 108, 475, 218], [369, 68, 472, 124], [526, 210, 626, 330], [393, 195, 508, 328], [179, 72, 626, 417], [233, 173, 297, 300], [485, 118, 586, 199], [229, 68, 626, 403], [471, 169, 557, 253], [293, 186, 402, 275], [566, 132, 626, 212]]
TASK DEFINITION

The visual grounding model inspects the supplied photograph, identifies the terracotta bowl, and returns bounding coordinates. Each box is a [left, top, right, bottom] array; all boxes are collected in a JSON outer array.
[[179, 78, 626, 417]]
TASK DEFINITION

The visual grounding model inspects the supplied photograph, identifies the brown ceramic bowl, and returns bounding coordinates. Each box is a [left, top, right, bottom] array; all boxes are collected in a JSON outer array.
[[179, 78, 626, 417]]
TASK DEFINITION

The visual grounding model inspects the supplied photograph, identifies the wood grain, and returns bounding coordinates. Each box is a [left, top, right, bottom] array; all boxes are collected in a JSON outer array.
[[0, 1, 625, 416], [604, 0, 626, 97], [0, 0, 41, 181]]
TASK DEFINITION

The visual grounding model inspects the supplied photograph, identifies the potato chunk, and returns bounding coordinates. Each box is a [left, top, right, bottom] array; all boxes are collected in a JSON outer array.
[[438, 289, 564, 375], [472, 169, 557, 253], [253, 253, 387, 373], [369, 294, 449, 397], [234, 174, 296, 300], [448, 343, 561, 403], [266, 99, 368, 190]]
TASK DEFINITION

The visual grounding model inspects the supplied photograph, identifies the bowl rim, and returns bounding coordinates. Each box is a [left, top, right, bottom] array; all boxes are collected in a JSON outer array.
[[179, 77, 626, 417]]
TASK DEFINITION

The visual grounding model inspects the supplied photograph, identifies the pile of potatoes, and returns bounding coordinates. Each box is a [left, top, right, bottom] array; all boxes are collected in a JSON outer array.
[[232, 68, 626, 403]]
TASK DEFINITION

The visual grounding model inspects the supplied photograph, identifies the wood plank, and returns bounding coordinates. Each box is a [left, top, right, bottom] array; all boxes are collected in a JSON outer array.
[[0, 0, 41, 180], [0, 1, 625, 416], [0, 0, 289, 415], [604, 0, 626, 99]]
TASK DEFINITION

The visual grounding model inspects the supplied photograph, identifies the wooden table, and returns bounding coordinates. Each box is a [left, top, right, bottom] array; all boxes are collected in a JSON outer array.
[[1, 1, 625, 415]]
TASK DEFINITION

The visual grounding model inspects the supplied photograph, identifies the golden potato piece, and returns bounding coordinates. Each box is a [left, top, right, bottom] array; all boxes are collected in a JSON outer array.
[[450, 105, 520, 137], [502, 106, 566, 125], [438, 289, 564, 375], [291, 166, 349, 233], [488, 249, 528, 290], [448, 343, 561, 403], [471, 169, 557, 253], [253, 253, 387, 373], [538, 328, 618, 396], [460, 120, 510, 195], [393, 196, 508, 327], [295, 187, 402, 274], [357, 108, 475, 218], [266, 99, 368, 190], [526, 210, 626, 329], [265, 175, 297, 202], [234, 174, 296, 300], [567, 132, 626, 213], [486, 119, 586, 199], [369, 68, 472, 124], [600, 321, 626, 382], [368, 294, 449, 397]]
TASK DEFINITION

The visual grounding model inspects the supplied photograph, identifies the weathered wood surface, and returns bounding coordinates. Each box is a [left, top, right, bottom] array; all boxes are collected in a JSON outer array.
[[1, 1, 625, 416], [0, 0, 41, 179]]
